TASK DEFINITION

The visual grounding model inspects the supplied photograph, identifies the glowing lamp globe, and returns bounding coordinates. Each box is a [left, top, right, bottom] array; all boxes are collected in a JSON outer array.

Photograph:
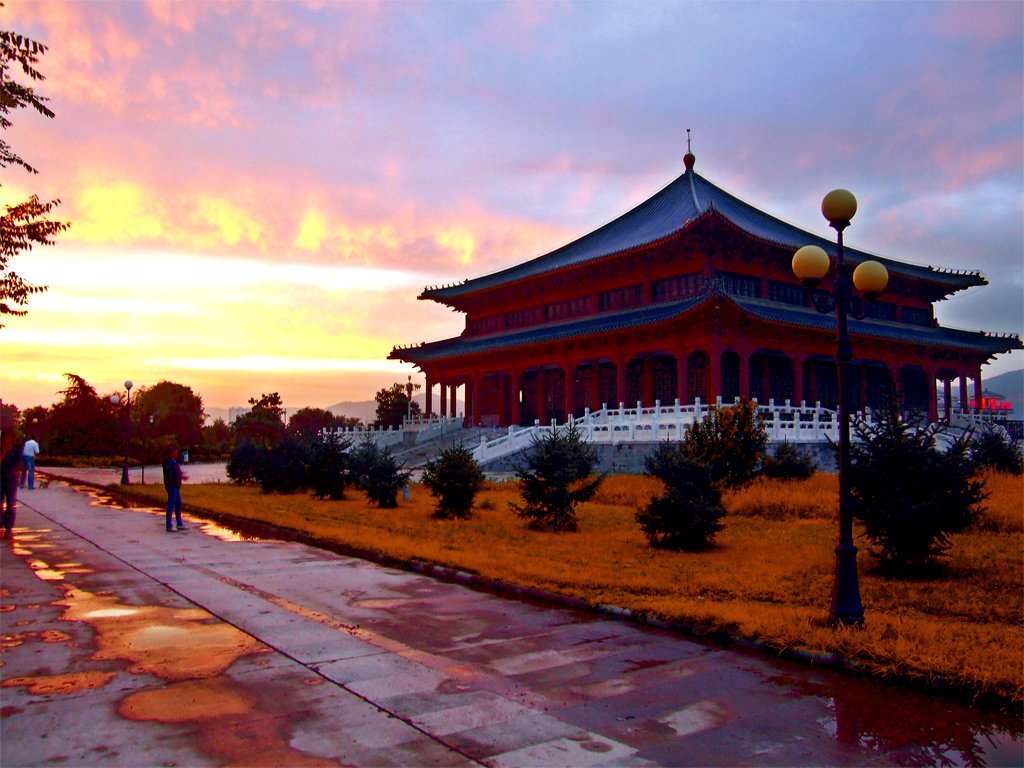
[[110, 394, 120, 405], [853, 260, 889, 298], [821, 189, 857, 227], [792, 245, 831, 285]]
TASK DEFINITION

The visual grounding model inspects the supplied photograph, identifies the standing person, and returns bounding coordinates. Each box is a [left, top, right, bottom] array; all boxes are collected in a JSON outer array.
[[20, 435, 40, 490], [162, 446, 186, 532], [1, 432, 23, 538]]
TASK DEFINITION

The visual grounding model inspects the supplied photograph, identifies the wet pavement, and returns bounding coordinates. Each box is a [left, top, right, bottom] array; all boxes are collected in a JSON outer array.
[[2, 480, 1021, 767]]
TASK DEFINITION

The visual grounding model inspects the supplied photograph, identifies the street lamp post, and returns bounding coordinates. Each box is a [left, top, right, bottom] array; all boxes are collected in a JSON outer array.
[[109, 380, 134, 485], [792, 189, 888, 627]]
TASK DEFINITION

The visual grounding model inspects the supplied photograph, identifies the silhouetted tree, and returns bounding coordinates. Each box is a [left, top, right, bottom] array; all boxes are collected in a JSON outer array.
[[374, 383, 420, 429], [1, 26, 68, 325], [136, 381, 206, 450], [233, 392, 286, 448]]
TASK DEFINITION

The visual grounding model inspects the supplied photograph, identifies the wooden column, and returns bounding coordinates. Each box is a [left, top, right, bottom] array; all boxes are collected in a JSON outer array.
[[449, 383, 458, 420], [536, 368, 546, 424], [959, 374, 969, 412], [590, 361, 601, 412], [943, 378, 952, 421], [926, 365, 939, 423], [439, 376, 447, 417], [511, 368, 522, 427], [425, 376, 434, 417], [974, 366, 983, 414], [471, 372, 482, 427], [643, 355, 654, 407], [617, 356, 628, 408]]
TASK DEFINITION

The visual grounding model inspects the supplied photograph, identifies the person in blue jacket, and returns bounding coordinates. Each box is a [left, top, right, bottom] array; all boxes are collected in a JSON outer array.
[[162, 446, 186, 532]]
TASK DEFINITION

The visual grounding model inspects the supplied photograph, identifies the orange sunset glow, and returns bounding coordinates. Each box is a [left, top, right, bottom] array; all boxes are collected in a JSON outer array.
[[3, 0, 1021, 414]]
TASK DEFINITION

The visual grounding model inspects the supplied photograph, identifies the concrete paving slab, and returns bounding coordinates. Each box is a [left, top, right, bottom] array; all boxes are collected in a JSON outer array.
[[3, 477, 1022, 767]]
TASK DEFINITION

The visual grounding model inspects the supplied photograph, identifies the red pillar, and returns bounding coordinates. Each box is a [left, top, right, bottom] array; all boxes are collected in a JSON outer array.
[[590, 361, 601, 412], [943, 378, 952, 421], [708, 344, 722, 405], [511, 368, 522, 427], [564, 360, 575, 421], [974, 366, 983, 414], [643, 355, 654, 406], [536, 368, 546, 424], [449, 383, 458, 420], [425, 375, 434, 417], [472, 373, 482, 427], [738, 350, 750, 400], [439, 376, 447, 417], [959, 374, 969, 412], [616, 356, 628, 408], [926, 365, 939, 424], [793, 356, 805, 407]]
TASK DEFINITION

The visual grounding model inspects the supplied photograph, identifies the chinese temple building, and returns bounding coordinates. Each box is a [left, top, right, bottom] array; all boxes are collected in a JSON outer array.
[[390, 153, 1021, 428]]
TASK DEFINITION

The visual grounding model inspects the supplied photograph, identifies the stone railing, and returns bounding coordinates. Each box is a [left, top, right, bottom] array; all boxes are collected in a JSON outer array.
[[472, 398, 865, 466], [322, 424, 405, 450]]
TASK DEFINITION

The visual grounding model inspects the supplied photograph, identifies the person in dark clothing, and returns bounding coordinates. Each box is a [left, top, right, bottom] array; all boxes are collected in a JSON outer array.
[[1, 432, 23, 538], [162, 446, 186, 532]]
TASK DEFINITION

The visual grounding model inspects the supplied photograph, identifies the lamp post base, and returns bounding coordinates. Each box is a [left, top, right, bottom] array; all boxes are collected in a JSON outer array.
[[829, 543, 864, 626]]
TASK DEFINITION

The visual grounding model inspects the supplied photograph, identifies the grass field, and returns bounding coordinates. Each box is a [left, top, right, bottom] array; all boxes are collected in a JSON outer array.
[[114, 469, 1022, 711]]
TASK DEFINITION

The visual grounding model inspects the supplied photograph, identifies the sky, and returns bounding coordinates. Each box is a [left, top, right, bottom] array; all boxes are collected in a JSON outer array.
[[2, 0, 1022, 414]]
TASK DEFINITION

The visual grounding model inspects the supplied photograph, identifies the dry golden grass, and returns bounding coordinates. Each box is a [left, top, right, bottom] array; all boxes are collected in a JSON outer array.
[[119, 471, 1023, 709]]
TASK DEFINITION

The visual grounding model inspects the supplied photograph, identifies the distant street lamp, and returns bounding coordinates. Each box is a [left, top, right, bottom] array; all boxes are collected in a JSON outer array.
[[792, 189, 888, 627], [109, 380, 134, 485]]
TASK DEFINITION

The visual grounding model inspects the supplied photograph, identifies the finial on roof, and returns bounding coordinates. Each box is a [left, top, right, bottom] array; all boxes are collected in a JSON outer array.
[[684, 128, 696, 170]]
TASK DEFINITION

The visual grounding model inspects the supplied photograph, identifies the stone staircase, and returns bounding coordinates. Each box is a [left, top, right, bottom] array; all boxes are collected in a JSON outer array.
[[390, 426, 504, 470]]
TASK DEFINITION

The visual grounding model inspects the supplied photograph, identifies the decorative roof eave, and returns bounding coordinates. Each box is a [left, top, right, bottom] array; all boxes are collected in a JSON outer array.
[[417, 166, 986, 306], [390, 287, 1021, 366]]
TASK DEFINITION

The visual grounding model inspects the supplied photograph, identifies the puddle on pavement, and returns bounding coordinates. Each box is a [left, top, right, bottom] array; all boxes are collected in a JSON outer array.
[[2, 531, 341, 766], [769, 670, 1023, 766]]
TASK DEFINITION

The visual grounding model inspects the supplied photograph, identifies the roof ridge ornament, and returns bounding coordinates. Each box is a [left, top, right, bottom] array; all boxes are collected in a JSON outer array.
[[684, 128, 702, 211]]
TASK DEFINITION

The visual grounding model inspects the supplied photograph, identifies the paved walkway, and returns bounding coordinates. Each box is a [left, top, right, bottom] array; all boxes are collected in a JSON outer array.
[[1, 479, 1020, 767]]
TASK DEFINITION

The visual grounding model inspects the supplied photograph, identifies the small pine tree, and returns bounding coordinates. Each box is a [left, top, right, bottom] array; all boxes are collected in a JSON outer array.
[[850, 398, 987, 572], [681, 400, 767, 488], [309, 432, 351, 500], [511, 425, 603, 532], [762, 442, 816, 481], [422, 444, 484, 519], [350, 439, 410, 508], [969, 425, 1023, 476], [636, 442, 725, 550]]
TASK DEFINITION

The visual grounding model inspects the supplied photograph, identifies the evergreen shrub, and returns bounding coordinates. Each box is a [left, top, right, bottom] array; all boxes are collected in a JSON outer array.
[[350, 439, 410, 508], [511, 425, 603, 532], [636, 442, 725, 550], [850, 400, 986, 572], [681, 400, 767, 488], [762, 442, 816, 481], [309, 433, 351, 500], [422, 444, 484, 519], [259, 437, 311, 494], [969, 426, 1023, 476], [227, 440, 265, 485]]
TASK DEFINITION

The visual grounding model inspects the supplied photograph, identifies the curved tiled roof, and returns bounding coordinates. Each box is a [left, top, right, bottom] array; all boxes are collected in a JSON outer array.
[[421, 168, 985, 302], [391, 288, 1020, 365]]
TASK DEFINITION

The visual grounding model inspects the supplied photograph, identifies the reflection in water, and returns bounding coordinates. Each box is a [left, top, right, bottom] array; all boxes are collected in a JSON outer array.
[[773, 673, 1023, 767], [4, 533, 339, 766]]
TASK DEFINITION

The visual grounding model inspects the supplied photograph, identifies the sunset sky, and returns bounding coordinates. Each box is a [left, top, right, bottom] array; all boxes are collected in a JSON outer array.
[[2, 0, 1022, 414]]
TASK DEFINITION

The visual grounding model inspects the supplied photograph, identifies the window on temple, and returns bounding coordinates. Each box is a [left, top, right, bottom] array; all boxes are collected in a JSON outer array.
[[599, 284, 643, 312], [468, 314, 501, 336], [901, 306, 932, 327], [505, 306, 539, 330], [767, 280, 808, 307], [865, 301, 897, 322], [544, 295, 592, 322], [715, 271, 761, 298], [651, 272, 707, 302]]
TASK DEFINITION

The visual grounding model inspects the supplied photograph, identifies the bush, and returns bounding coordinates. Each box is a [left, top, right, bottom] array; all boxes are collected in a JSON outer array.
[[850, 401, 987, 572], [259, 437, 312, 494], [511, 425, 603, 532], [309, 433, 351, 500], [636, 442, 725, 550], [681, 400, 767, 488], [227, 440, 265, 485], [762, 442, 816, 481], [350, 439, 410, 508], [969, 426, 1023, 476], [422, 444, 484, 519]]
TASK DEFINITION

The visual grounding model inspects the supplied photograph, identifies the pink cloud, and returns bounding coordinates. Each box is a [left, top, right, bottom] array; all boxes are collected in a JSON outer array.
[[928, 1, 1022, 43]]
